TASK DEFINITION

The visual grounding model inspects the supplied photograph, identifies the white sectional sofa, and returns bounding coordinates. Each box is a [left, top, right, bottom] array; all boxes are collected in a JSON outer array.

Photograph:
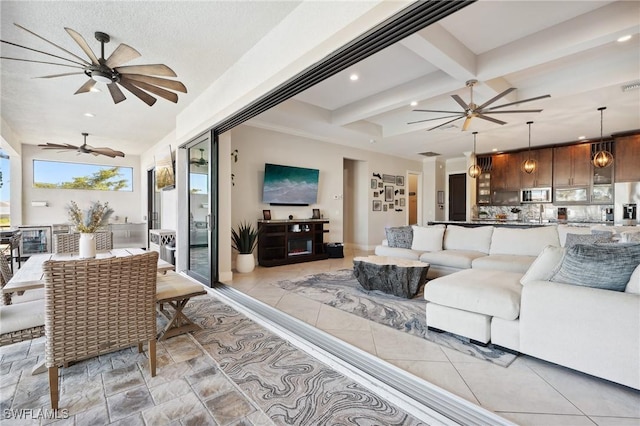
[[375, 223, 640, 390]]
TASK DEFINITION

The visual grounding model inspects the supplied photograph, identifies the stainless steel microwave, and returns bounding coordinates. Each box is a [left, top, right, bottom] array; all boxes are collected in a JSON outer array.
[[521, 188, 552, 203]]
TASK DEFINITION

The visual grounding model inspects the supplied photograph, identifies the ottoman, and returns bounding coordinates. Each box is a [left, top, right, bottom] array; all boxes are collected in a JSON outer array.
[[423, 269, 523, 344]]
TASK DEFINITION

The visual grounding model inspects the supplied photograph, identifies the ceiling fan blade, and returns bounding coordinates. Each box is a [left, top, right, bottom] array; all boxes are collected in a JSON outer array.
[[107, 83, 127, 104], [475, 113, 507, 125], [117, 79, 157, 106], [413, 109, 464, 114], [462, 117, 473, 131], [451, 94, 469, 110], [38, 143, 78, 150], [74, 79, 97, 94], [481, 109, 543, 114], [105, 43, 141, 68], [484, 94, 551, 111], [1, 39, 88, 66], [89, 147, 125, 158], [13, 23, 91, 65], [122, 74, 187, 93], [35, 72, 85, 79], [0, 56, 83, 69], [64, 28, 99, 65], [121, 76, 178, 103], [114, 64, 177, 77], [408, 114, 463, 125], [427, 116, 464, 131], [477, 87, 516, 110]]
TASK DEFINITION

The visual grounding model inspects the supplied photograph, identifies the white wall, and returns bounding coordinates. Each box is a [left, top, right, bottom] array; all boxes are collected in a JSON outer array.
[[230, 125, 422, 249], [20, 144, 143, 226]]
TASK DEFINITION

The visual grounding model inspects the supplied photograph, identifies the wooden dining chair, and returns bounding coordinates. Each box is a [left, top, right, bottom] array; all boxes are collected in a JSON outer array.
[[53, 232, 113, 253], [43, 251, 159, 410]]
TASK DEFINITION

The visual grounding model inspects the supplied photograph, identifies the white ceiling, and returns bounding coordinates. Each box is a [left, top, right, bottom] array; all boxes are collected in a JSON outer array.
[[2, 1, 640, 162]]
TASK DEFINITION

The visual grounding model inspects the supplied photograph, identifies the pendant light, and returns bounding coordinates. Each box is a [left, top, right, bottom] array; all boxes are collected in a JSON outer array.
[[468, 131, 481, 178], [521, 121, 537, 174], [592, 106, 614, 168]]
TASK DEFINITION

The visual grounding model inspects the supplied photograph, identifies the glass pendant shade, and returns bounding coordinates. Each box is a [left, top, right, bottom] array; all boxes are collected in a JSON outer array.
[[593, 107, 613, 168], [521, 121, 537, 174], [468, 132, 481, 178]]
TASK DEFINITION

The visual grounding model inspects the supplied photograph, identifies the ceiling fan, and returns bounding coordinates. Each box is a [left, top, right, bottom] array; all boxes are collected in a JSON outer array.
[[408, 79, 550, 131], [190, 149, 208, 167], [38, 133, 125, 158], [0, 23, 187, 106]]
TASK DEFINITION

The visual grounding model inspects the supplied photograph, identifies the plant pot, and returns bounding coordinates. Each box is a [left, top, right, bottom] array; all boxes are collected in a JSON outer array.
[[236, 253, 255, 273], [79, 233, 96, 258]]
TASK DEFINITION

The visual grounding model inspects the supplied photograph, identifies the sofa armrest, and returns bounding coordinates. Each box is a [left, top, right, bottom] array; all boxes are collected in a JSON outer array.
[[520, 280, 640, 389]]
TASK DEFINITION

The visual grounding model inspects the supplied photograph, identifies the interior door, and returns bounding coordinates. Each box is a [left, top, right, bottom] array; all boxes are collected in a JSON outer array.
[[186, 134, 217, 284], [449, 173, 467, 221]]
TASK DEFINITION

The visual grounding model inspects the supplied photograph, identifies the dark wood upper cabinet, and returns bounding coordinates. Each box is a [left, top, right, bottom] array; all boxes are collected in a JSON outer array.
[[553, 144, 591, 187], [520, 148, 553, 188], [614, 134, 640, 182], [491, 153, 520, 191]]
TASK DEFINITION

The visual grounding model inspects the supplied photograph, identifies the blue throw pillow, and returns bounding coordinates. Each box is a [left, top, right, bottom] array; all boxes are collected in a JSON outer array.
[[552, 243, 640, 291], [385, 226, 413, 249]]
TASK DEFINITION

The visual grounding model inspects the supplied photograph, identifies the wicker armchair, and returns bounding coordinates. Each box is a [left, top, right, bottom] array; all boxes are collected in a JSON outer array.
[[53, 232, 113, 254], [0, 250, 44, 305], [43, 251, 159, 409]]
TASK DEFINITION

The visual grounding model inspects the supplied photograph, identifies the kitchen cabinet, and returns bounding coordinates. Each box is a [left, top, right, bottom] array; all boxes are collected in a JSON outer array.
[[553, 143, 591, 187], [491, 153, 520, 191], [614, 134, 640, 182], [520, 147, 553, 188]]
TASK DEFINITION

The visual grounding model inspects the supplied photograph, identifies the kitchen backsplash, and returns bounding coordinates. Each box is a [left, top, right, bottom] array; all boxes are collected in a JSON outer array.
[[475, 204, 614, 223]]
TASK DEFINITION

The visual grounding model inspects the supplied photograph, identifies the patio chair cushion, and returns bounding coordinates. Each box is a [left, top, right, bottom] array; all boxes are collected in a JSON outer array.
[[0, 299, 45, 335]]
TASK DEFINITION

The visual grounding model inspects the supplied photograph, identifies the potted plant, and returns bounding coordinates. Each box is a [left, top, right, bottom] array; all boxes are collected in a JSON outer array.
[[67, 201, 114, 258], [231, 221, 260, 273]]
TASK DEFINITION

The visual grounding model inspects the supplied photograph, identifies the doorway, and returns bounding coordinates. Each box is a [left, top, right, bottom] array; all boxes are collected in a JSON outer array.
[[146, 168, 161, 239], [186, 133, 218, 284], [448, 173, 466, 221], [408, 172, 420, 225]]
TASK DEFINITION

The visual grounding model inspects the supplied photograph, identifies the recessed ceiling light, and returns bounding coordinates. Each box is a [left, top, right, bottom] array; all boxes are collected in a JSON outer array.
[[578, 135, 586, 140], [410, 101, 418, 107], [617, 34, 632, 43], [349, 74, 359, 81], [83, 112, 95, 117], [492, 148, 498, 152]]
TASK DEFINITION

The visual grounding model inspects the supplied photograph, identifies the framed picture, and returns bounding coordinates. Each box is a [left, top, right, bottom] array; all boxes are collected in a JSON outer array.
[[378, 182, 383, 188], [312, 208, 320, 219], [263, 209, 271, 220], [395, 199, 399, 206], [384, 185, 394, 202], [399, 189, 405, 195], [400, 198, 406, 207], [372, 200, 382, 211], [383, 174, 395, 183], [438, 190, 445, 204], [370, 178, 377, 189], [388, 203, 394, 209], [383, 204, 388, 211], [373, 191, 379, 198], [396, 175, 404, 186]]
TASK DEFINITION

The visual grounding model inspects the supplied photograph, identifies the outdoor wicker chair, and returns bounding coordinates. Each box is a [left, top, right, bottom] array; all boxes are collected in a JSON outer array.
[[0, 249, 44, 305], [53, 232, 113, 254], [43, 251, 159, 410]]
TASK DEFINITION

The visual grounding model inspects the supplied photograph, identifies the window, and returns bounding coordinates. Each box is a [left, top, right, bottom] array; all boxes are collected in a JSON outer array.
[[189, 173, 208, 194], [33, 160, 133, 191]]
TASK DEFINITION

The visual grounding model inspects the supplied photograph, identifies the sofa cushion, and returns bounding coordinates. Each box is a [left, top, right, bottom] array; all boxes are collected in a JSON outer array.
[[552, 243, 640, 292], [443, 225, 493, 254], [420, 249, 486, 270], [424, 269, 523, 320], [557, 224, 592, 247], [385, 226, 413, 249], [472, 254, 536, 273], [625, 264, 640, 294], [490, 226, 560, 256], [374, 245, 422, 261], [520, 245, 565, 285], [565, 233, 611, 248], [411, 225, 445, 252]]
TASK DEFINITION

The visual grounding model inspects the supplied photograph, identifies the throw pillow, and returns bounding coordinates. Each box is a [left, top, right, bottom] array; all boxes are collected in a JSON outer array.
[[411, 225, 445, 252], [385, 226, 413, 249], [565, 233, 611, 248], [552, 243, 640, 291], [520, 245, 565, 285], [625, 264, 640, 294]]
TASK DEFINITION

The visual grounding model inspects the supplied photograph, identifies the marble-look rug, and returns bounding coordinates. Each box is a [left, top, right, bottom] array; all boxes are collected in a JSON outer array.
[[186, 297, 428, 425], [273, 269, 518, 367]]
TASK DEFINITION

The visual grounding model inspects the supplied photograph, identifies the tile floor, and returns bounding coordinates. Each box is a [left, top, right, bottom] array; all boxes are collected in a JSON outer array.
[[222, 248, 640, 426]]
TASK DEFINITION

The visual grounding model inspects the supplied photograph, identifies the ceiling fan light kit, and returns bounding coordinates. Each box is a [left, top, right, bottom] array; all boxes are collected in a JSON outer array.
[[521, 121, 537, 174], [468, 131, 481, 179], [38, 133, 124, 158], [592, 106, 614, 169], [0, 24, 187, 106]]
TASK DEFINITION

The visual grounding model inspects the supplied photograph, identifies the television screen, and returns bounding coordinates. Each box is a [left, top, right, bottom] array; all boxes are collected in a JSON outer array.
[[262, 163, 319, 206]]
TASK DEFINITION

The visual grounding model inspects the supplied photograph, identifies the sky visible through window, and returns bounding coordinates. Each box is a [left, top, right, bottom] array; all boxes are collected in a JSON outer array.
[[33, 160, 133, 191], [0, 150, 9, 203]]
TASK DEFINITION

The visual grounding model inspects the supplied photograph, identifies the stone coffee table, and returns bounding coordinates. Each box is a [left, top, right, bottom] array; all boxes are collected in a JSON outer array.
[[352, 256, 429, 298]]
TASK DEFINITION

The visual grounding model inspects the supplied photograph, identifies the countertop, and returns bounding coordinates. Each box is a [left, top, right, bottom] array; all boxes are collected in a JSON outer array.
[[429, 220, 619, 227]]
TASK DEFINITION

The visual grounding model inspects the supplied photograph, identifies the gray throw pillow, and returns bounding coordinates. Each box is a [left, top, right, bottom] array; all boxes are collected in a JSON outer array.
[[565, 233, 611, 248], [552, 243, 640, 291], [385, 226, 413, 249]]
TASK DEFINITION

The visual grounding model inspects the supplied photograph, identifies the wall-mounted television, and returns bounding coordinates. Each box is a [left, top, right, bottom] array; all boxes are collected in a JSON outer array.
[[262, 163, 319, 206]]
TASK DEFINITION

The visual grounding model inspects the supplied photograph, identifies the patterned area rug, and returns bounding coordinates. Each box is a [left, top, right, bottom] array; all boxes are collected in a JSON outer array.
[[187, 296, 428, 425], [273, 269, 518, 367]]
